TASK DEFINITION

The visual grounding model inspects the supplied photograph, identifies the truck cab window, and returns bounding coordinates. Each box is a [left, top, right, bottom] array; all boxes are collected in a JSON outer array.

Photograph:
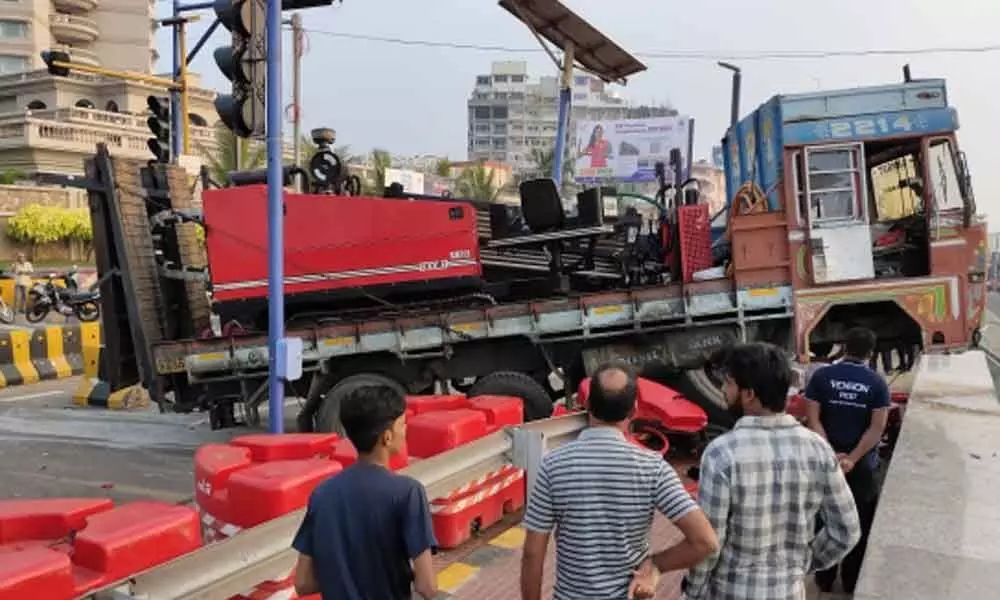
[[928, 139, 964, 212], [805, 145, 863, 223], [870, 153, 922, 221]]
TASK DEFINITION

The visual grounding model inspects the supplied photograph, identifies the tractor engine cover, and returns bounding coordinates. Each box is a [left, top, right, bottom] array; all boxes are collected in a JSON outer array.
[[202, 185, 482, 304]]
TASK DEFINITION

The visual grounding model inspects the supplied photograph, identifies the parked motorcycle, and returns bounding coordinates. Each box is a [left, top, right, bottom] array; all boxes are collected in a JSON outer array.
[[0, 296, 13, 324], [26, 269, 101, 323]]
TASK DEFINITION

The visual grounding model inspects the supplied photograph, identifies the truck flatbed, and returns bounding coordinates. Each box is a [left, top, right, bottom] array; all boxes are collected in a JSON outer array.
[[151, 280, 794, 380]]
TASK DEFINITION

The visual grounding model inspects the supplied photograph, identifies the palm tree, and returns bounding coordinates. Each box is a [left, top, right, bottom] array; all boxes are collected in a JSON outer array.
[[295, 135, 354, 165], [199, 124, 266, 183], [530, 147, 576, 183], [531, 148, 555, 177], [455, 162, 500, 202], [434, 158, 452, 177], [366, 149, 392, 194]]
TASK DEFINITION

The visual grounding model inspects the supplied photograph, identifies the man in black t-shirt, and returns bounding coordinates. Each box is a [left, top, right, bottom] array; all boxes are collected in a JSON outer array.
[[292, 385, 438, 599], [805, 326, 890, 594]]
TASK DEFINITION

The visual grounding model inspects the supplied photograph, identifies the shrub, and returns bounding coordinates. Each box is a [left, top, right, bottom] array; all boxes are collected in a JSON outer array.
[[7, 204, 93, 254]]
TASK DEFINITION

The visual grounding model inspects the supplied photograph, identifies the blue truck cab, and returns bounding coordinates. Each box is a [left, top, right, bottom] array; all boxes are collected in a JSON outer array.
[[718, 75, 986, 358]]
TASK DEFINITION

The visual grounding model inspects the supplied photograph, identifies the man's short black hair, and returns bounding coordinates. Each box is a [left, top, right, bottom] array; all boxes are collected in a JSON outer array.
[[844, 327, 877, 360], [722, 343, 792, 413], [340, 384, 406, 453], [587, 362, 638, 423]]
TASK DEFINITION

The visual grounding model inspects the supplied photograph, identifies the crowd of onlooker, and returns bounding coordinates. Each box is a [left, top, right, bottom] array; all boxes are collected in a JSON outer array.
[[282, 326, 890, 600]]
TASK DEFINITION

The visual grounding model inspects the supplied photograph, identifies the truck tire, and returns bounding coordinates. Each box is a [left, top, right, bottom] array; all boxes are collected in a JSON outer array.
[[467, 371, 554, 421], [677, 368, 736, 430], [316, 373, 407, 434]]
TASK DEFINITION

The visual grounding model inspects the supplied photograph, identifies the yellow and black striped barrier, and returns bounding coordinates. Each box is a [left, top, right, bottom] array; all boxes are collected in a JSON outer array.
[[0, 320, 150, 410], [70, 337, 151, 410], [0, 322, 102, 387], [72, 377, 150, 410]]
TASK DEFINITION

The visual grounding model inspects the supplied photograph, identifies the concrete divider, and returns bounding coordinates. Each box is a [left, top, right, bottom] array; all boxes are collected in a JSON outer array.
[[0, 322, 101, 387]]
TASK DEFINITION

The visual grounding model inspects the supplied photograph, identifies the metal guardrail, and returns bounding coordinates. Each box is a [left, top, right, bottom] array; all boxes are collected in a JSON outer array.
[[88, 412, 589, 600]]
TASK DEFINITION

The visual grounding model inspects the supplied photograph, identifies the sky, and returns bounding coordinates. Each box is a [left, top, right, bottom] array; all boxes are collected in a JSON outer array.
[[155, 0, 1000, 223]]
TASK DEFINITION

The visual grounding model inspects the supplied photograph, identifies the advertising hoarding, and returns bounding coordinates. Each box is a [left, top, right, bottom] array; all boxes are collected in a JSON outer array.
[[574, 116, 691, 184], [384, 168, 425, 194]]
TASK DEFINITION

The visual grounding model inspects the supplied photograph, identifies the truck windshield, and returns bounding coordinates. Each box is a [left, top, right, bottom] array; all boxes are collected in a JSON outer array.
[[927, 139, 965, 212], [871, 153, 922, 221]]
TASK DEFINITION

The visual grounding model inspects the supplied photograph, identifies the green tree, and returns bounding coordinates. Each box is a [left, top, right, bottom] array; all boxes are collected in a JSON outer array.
[[434, 158, 452, 177], [531, 147, 575, 184], [456, 162, 500, 202], [200, 124, 266, 183], [531, 148, 555, 177], [0, 170, 24, 185], [364, 149, 392, 194], [297, 136, 355, 166]]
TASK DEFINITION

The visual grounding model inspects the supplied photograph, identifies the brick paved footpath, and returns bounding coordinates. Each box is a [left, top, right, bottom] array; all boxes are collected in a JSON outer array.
[[431, 512, 835, 600]]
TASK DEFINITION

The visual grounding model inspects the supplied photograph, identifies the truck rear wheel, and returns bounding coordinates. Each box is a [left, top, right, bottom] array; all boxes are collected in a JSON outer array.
[[467, 371, 554, 421], [677, 367, 735, 431], [316, 373, 407, 435]]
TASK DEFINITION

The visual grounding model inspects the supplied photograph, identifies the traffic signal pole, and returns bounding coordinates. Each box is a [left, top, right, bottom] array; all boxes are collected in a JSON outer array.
[[171, 0, 182, 159], [266, 0, 286, 434], [178, 19, 192, 155]]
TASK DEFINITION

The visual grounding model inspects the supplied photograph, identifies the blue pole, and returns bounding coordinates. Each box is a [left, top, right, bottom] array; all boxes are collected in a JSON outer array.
[[552, 45, 575, 188], [183, 19, 220, 69], [265, 0, 285, 434], [552, 87, 571, 187], [170, 0, 182, 159]]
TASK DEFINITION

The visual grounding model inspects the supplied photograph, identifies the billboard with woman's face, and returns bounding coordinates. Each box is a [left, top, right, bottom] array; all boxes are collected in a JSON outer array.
[[574, 116, 690, 184]]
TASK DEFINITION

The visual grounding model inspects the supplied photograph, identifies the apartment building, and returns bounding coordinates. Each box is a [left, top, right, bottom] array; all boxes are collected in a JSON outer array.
[[467, 60, 676, 174], [1, 0, 157, 74], [0, 0, 223, 175], [0, 69, 220, 175]]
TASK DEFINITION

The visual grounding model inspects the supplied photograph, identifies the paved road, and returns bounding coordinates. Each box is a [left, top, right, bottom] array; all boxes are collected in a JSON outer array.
[[0, 378, 268, 503], [983, 294, 1000, 384]]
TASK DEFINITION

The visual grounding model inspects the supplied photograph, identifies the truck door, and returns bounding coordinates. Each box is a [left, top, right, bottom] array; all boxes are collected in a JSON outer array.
[[803, 143, 875, 284]]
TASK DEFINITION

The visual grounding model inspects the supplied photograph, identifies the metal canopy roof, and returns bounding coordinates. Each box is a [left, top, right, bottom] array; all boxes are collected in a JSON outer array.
[[499, 0, 647, 84]]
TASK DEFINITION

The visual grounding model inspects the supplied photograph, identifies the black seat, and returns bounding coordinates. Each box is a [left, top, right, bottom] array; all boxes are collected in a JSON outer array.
[[518, 178, 564, 233]]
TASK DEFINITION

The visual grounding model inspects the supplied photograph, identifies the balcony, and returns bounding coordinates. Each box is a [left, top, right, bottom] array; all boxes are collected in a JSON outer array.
[[50, 14, 100, 44], [54, 45, 100, 68], [0, 108, 295, 167], [52, 0, 99, 13]]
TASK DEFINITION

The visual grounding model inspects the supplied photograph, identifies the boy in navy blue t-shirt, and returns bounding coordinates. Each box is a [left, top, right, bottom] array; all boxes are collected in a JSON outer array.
[[292, 384, 438, 599], [805, 326, 890, 594]]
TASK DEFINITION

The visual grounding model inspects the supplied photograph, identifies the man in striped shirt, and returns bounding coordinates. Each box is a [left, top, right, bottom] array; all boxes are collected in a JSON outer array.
[[683, 343, 861, 600], [520, 364, 718, 600]]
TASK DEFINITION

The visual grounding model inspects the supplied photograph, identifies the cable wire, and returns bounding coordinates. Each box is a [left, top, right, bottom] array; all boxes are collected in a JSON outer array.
[[295, 28, 1000, 62]]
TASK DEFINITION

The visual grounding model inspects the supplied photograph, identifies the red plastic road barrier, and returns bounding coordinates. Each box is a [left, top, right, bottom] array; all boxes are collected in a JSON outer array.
[[195, 432, 409, 541], [406, 394, 527, 548], [194, 394, 527, 597], [0, 498, 201, 600], [430, 465, 525, 548], [577, 376, 708, 433]]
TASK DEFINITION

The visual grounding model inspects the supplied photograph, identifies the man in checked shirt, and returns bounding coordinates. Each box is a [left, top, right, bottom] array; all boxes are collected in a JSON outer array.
[[682, 343, 861, 600]]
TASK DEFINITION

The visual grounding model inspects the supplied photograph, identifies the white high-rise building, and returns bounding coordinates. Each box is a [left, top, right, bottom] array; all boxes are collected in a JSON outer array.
[[467, 60, 676, 174], [1, 0, 158, 75]]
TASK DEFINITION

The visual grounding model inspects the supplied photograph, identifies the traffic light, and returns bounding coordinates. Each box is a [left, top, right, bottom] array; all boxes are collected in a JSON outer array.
[[213, 0, 267, 138], [147, 95, 171, 163], [40, 50, 71, 77]]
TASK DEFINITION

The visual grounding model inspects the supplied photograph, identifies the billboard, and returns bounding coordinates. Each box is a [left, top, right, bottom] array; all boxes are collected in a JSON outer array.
[[574, 116, 691, 184], [384, 168, 425, 194]]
